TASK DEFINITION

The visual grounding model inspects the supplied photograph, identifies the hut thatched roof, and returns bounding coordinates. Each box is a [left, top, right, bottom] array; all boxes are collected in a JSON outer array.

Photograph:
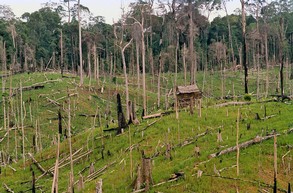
[[176, 84, 200, 95]]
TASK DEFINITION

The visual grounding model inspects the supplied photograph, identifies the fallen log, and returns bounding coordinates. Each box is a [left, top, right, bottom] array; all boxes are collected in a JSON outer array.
[[287, 128, 293, 134], [261, 115, 276, 120], [58, 150, 92, 169], [22, 85, 44, 91], [270, 94, 292, 101], [151, 129, 210, 159], [142, 111, 174, 120], [134, 118, 161, 134], [201, 174, 287, 192], [83, 161, 116, 183], [28, 153, 54, 176], [214, 101, 252, 107], [208, 133, 279, 159], [3, 183, 14, 193], [8, 79, 61, 92], [45, 97, 61, 106], [36, 148, 83, 181], [180, 129, 209, 147], [79, 114, 99, 118], [0, 131, 9, 143], [132, 172, 184, 193]]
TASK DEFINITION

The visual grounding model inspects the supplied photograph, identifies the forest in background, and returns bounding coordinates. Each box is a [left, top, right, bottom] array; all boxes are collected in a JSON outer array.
[[0, 0, 292, 90]]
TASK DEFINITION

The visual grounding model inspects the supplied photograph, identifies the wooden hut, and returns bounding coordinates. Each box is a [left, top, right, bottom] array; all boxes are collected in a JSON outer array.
[[176, 84, 202, 114]]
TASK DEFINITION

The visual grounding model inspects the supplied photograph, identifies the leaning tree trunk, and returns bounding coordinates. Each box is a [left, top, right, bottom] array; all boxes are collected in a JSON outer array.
[[120, 39, 133, 120], [141, 16, 147, 116]]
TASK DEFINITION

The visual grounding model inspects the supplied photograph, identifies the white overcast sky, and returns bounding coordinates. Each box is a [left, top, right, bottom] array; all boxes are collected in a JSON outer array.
[[1, 0, 240, 24]]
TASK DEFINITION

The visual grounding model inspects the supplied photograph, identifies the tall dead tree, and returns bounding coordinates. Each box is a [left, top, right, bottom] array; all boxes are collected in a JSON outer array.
[[241, 0, 249, 94], [60, 29, 64, 76], [78, 0, 83, 85], [223, 0, 236, 68], [188, 0, 196, 84], [279, 17, 285, 97], [114, 15, 133, 120]]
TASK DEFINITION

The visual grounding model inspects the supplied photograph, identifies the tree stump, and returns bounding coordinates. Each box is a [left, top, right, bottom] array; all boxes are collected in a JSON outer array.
[[117, 93, 127, 134], [142, 157, 153, 191], [134, 153, 154, 191], [89, 162, 95, 175], [165, 143, 172, 160], [217, 130, 223, 142], [78, 175, 84, 191], [96, 178, 102, 193]]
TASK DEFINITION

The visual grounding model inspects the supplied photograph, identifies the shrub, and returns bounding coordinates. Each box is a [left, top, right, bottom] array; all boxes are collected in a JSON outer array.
[[244, 93, 252, 101]]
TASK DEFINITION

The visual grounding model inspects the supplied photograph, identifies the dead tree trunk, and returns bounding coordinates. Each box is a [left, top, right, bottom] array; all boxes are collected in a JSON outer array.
[[117, 93, 127, 134], [32, 170, 36, 193], [208, 133, 278, 159], [273, 132, 277, 193], [134, 152, 153, 191], [78, 0, 83, 86], [96, 179, 102, 193], [279, 18, 285, 97], [58, 109, 62, 135], [241, 0, 248, 94]]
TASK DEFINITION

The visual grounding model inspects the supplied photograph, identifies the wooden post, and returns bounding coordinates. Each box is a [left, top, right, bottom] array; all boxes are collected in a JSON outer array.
[[174, 87, 179, 119], [51, 134, 60, 193], [32, 170, 36, 193], [77, 175, 84, 191], [129, 126, 133, 179], [20, 81, 25, 165], [198, 99, 202, 118], [96, 179, 102, 193], [58, 109, 62, 135], [142, 158, 152, 191], [273, 131, 277, 193], [236, 108, 240, 176], [68, 92, 74, 193], [190, 97, 194, 115]]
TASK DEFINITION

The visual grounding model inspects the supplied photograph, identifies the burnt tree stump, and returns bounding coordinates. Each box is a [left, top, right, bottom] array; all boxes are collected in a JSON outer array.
[[117, 93, 127, 134]]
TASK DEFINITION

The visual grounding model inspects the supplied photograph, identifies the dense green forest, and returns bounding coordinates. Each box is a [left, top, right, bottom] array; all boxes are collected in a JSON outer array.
[[0, 0, 292, 92]]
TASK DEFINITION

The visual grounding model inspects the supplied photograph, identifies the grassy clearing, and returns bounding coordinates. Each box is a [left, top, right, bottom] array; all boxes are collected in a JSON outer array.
[[0, 69, 293, 192]]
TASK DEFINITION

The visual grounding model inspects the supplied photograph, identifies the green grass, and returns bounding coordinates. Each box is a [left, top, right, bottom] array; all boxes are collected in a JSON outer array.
[[0, 68, 293, 192]]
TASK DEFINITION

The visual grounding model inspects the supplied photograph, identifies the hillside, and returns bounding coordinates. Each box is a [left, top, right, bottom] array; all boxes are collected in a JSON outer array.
[[0, 70, 293, 192]]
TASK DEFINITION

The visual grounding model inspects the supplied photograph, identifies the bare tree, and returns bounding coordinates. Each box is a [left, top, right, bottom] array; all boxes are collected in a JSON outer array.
[[114, 15, 133, 120], [240, 0, 249, 94], [78, 0, 83, 85]]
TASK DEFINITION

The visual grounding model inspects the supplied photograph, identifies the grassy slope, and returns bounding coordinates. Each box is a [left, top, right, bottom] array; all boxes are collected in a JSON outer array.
[[0, 69, 292, 192]]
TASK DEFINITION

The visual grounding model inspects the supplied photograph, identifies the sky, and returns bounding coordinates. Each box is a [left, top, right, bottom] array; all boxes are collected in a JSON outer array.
[[1, 0, 240, 24]]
